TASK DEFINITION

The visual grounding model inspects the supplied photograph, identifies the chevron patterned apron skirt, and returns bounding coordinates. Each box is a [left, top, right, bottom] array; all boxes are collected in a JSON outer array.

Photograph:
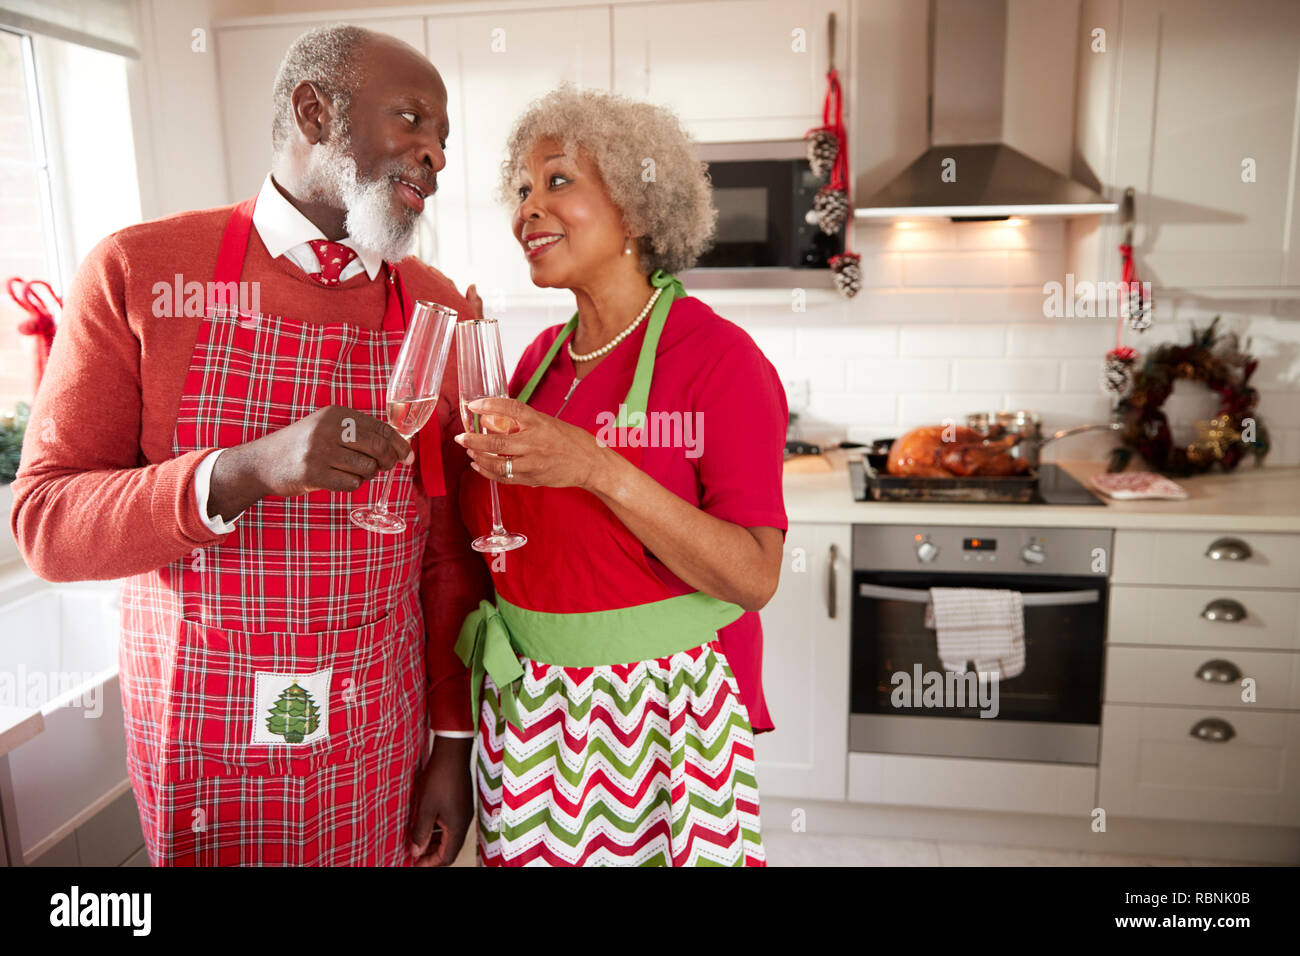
[[458, 270, 766, 866]]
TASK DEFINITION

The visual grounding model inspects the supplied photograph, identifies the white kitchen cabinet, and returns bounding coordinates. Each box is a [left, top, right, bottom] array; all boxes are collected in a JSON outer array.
[[848, 753, 1097, 817], [1100, 524, 1300, 827], [1108, 585, 1300, 651], [214, 18, 428, 203], [754, 522, 850, 801], [1105, 646, 1300, 711], [424, 7, 612, 302], [1099, 704, 1300, 828], [612, 0, 849, 143], [1111, 529, 1300, 590], [1102, 0, 1300, 291]]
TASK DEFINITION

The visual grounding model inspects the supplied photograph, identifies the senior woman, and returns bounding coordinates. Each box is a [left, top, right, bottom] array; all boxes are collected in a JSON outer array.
[[453, 85, 787, 867]]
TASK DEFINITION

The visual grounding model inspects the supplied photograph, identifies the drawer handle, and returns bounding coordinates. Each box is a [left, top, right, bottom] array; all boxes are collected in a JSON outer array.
[[1205, 537, 1251, 561], [1194, 659, 1242, 683], [826, 543, 839, 620], [1189, 717, 1236, 743], [1201, 598, 1247, 623]]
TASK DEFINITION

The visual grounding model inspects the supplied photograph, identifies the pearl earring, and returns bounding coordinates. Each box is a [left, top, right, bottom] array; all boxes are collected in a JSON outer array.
[[624, 237, 632, 255]]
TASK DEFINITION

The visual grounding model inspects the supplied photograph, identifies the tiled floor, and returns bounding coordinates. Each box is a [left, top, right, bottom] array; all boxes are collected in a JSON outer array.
[[451, 831, 1262, 866], [760, 833, 1260, 866]]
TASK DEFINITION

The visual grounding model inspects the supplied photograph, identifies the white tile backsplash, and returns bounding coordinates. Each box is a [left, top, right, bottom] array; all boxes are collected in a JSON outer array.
[[795, 325, 898, 358], [492, 219, 1300, 467], [847, 358, 951, 392], [899, 323, 1005, 357], [901, 251, 1010, 287], [952, 358, 1059, 393]]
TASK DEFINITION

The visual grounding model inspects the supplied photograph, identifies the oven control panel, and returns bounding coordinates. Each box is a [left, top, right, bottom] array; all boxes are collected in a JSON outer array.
[[858, 525, 1113, 576]]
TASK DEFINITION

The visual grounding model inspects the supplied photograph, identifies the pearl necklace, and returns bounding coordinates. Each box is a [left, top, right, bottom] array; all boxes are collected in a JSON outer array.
[[567, 287, 663, 363]]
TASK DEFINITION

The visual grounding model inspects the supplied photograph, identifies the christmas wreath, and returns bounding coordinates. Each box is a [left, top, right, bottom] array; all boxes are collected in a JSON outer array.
[[1109, 316, 1269, 476]]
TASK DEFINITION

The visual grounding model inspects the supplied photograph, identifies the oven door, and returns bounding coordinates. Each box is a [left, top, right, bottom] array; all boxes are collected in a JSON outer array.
[[850, 571, 1107, 764]]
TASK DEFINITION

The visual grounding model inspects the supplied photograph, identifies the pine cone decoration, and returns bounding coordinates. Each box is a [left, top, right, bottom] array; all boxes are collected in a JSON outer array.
[[830, 253, 862, 298], [1102, 346, 1137, 395], [806, 127, 839, 179], [814, 185, 849, 235], [1125, 286, 1152, 332]]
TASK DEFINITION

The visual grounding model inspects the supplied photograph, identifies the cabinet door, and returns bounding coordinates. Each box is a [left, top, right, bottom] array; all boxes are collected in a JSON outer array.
[[1099, 704, 1300, 827], [424, 9, 611, 302], [753, 522, 851, 801], [215, 19, 427, 202], [1113, 0, 1300, 289], [613, 0, 848, 142]]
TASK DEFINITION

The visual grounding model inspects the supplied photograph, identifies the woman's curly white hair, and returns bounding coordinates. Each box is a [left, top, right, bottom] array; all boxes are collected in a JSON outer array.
[[497, 84, 718, 275]]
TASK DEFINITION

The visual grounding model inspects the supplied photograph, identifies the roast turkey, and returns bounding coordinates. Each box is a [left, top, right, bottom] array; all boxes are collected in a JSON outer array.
[[885, 425, 1031, 477]]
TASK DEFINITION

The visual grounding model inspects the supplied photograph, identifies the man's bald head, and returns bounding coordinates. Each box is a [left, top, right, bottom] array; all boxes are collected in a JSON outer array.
[[268, 23, 449, 261], [270, 24, 429, 154]]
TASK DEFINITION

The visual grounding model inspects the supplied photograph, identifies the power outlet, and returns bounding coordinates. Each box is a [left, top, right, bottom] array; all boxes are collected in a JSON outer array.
[[784, 378, 810, 412]]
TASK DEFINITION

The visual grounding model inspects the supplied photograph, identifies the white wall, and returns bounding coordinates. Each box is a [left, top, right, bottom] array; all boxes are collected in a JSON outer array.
[[745, 219, 1300, 467], [131, 0, 230, 218], [474, 216, 1300, 469]]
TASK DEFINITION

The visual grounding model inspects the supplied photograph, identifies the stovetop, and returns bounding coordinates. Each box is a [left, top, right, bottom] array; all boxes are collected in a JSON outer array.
[[849, 461, 1107, 506]]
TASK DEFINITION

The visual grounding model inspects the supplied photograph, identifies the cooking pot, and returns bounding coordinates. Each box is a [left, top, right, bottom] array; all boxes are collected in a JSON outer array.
[[966, 409, 1122, 468]]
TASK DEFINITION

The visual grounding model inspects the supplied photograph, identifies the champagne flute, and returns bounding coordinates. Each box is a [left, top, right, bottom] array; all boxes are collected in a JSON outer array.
[[457, 317, 527, 553], [349, 300, 457, 534]]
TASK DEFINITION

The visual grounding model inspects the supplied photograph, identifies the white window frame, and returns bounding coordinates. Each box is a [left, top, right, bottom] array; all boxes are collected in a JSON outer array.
[[1, 27, 65, 295]]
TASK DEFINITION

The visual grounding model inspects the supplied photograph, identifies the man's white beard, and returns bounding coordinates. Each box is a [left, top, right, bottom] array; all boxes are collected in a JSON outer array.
[[302, 131, 420, 265]]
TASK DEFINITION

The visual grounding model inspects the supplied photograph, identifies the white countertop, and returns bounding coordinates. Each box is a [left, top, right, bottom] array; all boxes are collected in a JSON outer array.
[[784, 454, 1300, 531]]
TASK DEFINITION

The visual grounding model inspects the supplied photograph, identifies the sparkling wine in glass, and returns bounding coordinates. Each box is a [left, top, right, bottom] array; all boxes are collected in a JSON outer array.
[[349, 300, 457, 534], [457, 318, 526, 553]]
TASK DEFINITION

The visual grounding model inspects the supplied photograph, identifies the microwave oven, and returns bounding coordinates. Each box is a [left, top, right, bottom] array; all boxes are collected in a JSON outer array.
[[686, 139, 844, 287]]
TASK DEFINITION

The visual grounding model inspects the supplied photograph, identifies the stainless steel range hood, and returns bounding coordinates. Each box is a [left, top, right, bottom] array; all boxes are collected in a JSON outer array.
[[855, 0, 1117, 221]]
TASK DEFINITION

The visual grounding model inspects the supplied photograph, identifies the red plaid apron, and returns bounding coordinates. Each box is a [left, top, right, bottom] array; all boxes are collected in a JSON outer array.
[[119, 197, 428, 865]]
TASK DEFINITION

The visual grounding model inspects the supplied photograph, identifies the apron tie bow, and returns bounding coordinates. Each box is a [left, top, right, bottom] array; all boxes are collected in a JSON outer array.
[[455, 599, 525, 730]]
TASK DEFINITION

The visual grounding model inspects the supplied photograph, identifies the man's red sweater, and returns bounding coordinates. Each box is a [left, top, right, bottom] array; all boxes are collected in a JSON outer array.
[[9, 201, 491, 734]]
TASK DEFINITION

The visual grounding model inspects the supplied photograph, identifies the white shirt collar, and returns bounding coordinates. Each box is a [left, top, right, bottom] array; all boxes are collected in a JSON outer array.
[[252, 173, 384, 281]]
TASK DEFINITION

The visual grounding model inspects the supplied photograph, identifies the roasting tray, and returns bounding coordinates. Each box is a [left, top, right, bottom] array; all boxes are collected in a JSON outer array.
[[853, 456, 1038, 503]]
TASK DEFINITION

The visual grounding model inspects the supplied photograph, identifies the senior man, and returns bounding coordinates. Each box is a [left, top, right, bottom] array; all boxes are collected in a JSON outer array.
[[10, 24, 488, 866]]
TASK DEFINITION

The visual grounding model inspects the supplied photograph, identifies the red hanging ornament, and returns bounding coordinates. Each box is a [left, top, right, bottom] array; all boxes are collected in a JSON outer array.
[[807, 65, 860, 298], [7, 277, 60, 393]]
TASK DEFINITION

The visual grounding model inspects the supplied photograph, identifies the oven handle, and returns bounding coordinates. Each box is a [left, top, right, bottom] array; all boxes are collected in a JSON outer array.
[[857, 583, 1101, 607]]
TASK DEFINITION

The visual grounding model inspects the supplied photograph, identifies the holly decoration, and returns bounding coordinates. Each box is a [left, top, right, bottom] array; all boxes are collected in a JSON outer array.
[[1109, 316, 1269, 476], [829, 252, 861, 297], [0, 402, 29, 485], [266, 680, 321, 743], [805, 127, 840, 179]]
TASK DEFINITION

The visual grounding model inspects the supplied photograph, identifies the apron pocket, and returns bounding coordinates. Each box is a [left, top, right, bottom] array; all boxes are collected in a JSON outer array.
[[158, 606, 415, 783]]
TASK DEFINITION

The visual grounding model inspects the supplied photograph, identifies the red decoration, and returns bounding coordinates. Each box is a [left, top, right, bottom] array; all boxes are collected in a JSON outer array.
[[7, 277, 60, 392], [806, 66, 859, 296]]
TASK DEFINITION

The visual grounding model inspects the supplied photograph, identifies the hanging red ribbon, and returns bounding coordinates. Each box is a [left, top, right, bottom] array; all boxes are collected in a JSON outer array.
[[7, 277, 59, 392], [817, 68, 849, 192]]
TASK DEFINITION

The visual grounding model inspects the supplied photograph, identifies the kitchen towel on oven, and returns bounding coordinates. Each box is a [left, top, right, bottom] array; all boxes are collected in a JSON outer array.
[[923, 588, 1026, 680]]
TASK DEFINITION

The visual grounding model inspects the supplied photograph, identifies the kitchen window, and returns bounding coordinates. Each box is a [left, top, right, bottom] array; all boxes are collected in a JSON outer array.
[[0, 18, 141, 413]]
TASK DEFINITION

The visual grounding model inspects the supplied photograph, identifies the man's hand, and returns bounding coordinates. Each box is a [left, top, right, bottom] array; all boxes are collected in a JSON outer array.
[[208, 405, 413, 520], [407, 735, 473, 866]]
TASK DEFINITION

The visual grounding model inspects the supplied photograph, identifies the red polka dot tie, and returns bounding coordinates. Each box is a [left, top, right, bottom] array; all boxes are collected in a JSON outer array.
[[306, 239, 358, 286]]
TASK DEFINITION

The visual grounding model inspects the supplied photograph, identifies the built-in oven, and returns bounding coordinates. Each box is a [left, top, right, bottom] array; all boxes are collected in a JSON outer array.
[[687, 139, 843, 284], [850, 524, 1112, 765]]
